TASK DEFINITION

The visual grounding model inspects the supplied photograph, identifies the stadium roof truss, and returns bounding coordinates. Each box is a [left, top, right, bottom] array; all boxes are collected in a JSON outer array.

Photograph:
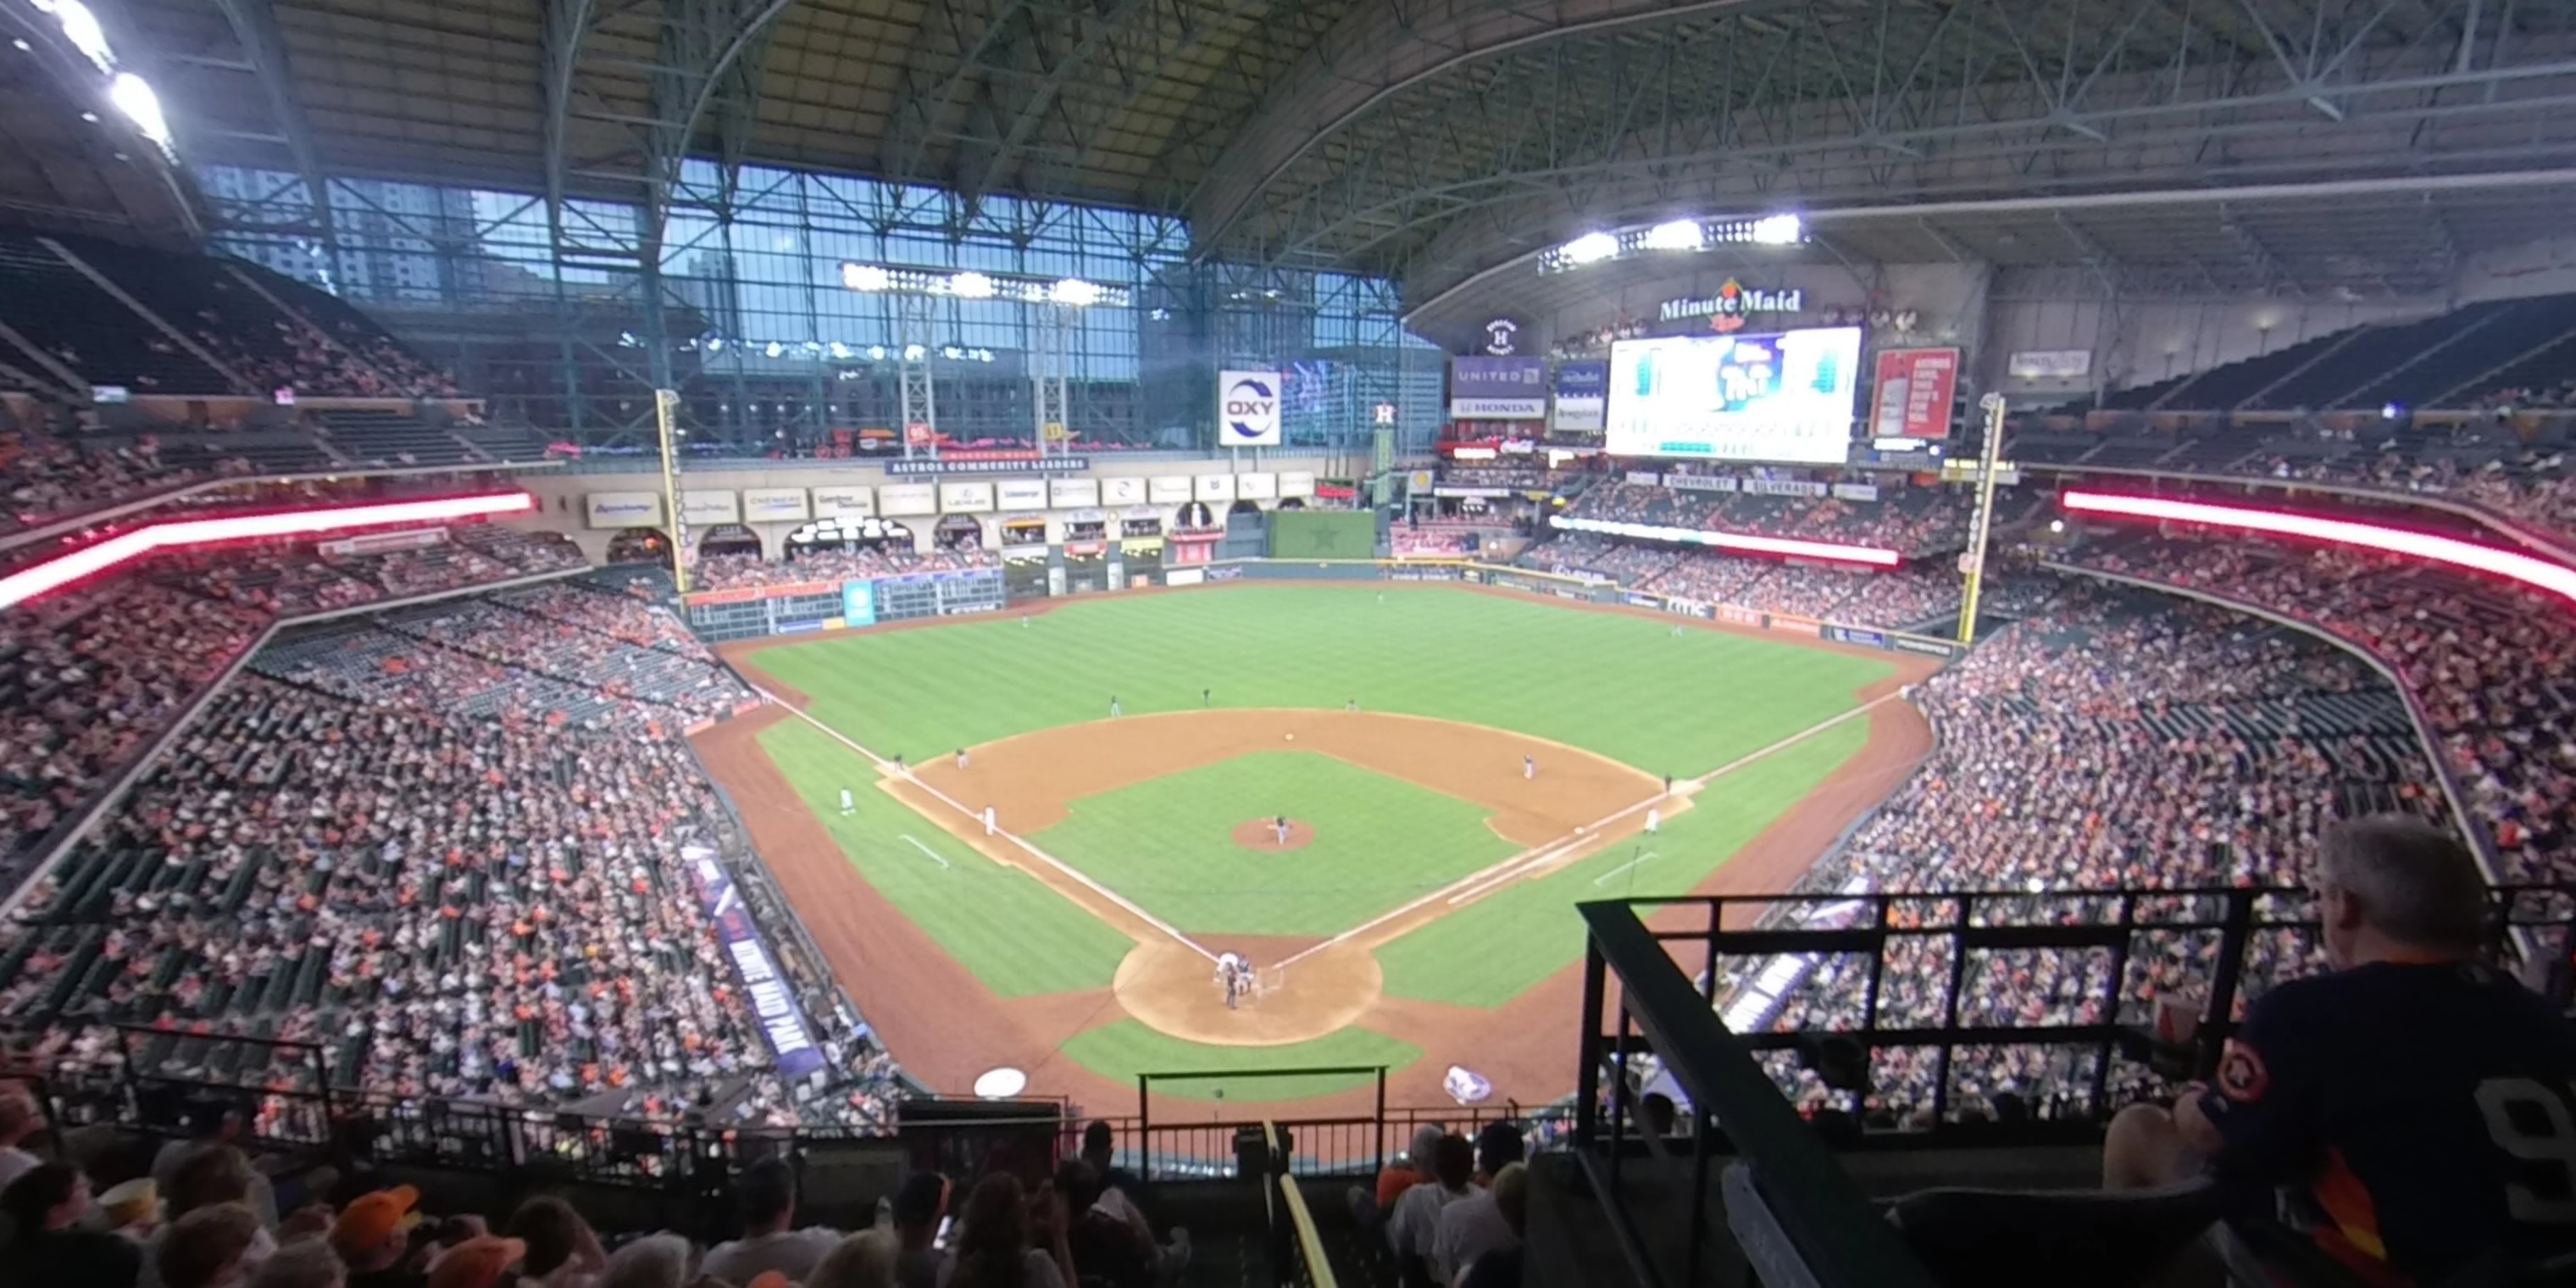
[[79, 0, 2576, 307]]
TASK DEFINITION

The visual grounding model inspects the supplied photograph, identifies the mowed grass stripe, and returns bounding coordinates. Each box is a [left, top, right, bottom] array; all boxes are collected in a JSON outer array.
[[1029, 752, 1519, 936], [1054, 1019, 1421, 1102], [1372, 717, 1872, 1008], [748, 586, 1891, 777], [756, 718, 1132, 997]]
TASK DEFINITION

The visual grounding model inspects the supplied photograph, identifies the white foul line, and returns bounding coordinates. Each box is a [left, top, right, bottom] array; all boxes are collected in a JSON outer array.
[[762, 692, 1218, 963], [900, 836, 952, 869], [1591, 850, 1663, 886], [1275, 691, 1902, 969]]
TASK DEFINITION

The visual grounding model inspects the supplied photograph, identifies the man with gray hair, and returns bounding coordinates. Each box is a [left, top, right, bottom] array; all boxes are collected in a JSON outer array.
[[2103, 816, 2576, 1283]]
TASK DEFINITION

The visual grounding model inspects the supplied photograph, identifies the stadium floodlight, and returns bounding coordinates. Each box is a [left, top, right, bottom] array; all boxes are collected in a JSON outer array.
[[0, 492, 536, 609], [948, 271, 996, 298], [2059, 490, 2576, 609], [841, 263, 891, 291], [1051, 277, 1102, 308], [763, 341, 784, 358], [1750, 214, 1805, 245], [33, 0, 114, 70], [1560, 231, 1619, 265], [1642, 219, 1705, 251], [109, 73, 172, 154], [902, 343, 925, 361]]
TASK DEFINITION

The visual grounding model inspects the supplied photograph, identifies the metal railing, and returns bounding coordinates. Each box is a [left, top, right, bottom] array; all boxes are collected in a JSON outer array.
[[1575, 899, 1940, 1288], [1266, 1122, 1341, 1288]]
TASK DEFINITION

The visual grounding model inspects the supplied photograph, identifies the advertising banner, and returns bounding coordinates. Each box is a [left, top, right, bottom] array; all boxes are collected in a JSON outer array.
[[1552, 360, 1609, 431], [841, 580, 877, 628], [1102, 477, 1145, 505], [1048, 477, 1099, 508], [812, 485, 874, 517], [996, 479, 1048, 511], [2007, 348, 2092, 380], [1195, 474, 1236, 502], [1768, 614, 1822, 636], [680, 490, 740, 525], [1626, 469, 1663, 486], [1869, 347, 1960, 440], [938, 481, 995, 513], [320, 528, 445, 558], [586, 491, 663, 529], [1217, 369, 1282, 447], [1895, 635, 1956, 658], [877, 483, 937, 517], [1278, 470, 1316, 497], [1827, 625, 1889, 648], [742, 487, 810, 523], [685, 852, 824, 1079], [1667, 474, 1737, 493], [1148, 475, 1192, 503], [886, 455, 1089, 476], [1235, 472, 1276, 500], [1165, 568, 1207, 586], [1741, 479, 1829, 497], [1718, 605, 1762, 625], [1831, 482, 1880, 502], [1448, 357, 1547, 419]]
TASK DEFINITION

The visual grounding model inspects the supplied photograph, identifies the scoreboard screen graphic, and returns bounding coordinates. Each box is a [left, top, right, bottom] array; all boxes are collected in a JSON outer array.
[[1605, 326, 1863, 464]]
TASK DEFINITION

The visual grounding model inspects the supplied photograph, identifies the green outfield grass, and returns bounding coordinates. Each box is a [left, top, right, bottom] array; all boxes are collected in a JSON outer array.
[[749, 585, 1891, 776], [1372, 716, 1872, 1007], [1029, 752, 1520, 936], [756, 718, 1131, 997], [1055, 1019, 1421, 1102]]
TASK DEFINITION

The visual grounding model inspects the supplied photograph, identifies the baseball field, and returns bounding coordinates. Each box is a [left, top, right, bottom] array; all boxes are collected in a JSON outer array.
[[692, 581, 1937, 1116]]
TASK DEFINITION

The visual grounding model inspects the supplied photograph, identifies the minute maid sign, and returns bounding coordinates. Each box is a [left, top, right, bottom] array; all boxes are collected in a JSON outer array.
[[1218, 369, 1282, 447], [1659, 279, 1805, 333]]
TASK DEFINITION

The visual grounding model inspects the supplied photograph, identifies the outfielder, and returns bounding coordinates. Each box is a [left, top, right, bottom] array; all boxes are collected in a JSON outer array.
[[1109, 695, 1122, 718], [1646, 807, 1661, 836], [838, 788, 853, 816]]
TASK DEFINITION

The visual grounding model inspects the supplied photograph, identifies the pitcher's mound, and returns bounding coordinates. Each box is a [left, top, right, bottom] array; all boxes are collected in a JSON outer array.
[[1231, 819, 1313, 852]]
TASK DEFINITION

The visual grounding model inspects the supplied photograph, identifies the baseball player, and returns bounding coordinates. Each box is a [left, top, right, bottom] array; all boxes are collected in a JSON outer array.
[[983, 805, 997, 836], [838, 788, 853, 816], [1021, 613, 1030, 629], [1646, 807, 1661, 836], [1215, 952, 1246, 1010], [1663, 773, 1674, 797], [1109, 695, 1122, 718], [1671, 624, 1684, 639], [955, 747, 969, 770], [1202, 687, 1212, 708], [1273, 815, 1291, 846], [1346, 697, 1357, 713], [1524, 754, 1535, 781]]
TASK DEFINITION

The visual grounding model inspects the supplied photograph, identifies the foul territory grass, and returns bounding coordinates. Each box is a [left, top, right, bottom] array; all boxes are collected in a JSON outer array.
[[1373, 717, 1873, 1007], [1056, 1019, 1422, 1101], [1029, 752, 1519, 936], [756, 718, 1131, 997], [747, 585, 1890, 777]]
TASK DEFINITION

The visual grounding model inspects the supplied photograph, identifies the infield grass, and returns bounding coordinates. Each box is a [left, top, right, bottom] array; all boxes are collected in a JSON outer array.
[[1030, 752, 1518, 936], [757, 717, 1132, 997]]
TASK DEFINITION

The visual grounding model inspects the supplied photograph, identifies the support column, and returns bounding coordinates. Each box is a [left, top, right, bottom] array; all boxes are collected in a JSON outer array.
[[897, 293, 937, 458]]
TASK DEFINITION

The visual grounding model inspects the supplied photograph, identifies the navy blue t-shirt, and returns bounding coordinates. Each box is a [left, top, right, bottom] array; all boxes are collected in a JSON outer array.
[[2196, 960, 2576, 1284]]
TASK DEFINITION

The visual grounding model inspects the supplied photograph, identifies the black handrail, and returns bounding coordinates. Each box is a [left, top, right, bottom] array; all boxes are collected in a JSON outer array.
[[1577, 899, 1940, 1288]]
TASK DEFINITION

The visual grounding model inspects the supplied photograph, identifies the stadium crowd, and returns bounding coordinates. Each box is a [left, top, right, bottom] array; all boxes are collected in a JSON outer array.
[[0, 573, 899, 1134], [1748, 578, 2451, 1124], [0, 430, 253, 534], [2072, 530, 2575, 883], [1566, 480, 1970, 552], [0, 1115, 1243, 1288], [692, 547, 998, 591]]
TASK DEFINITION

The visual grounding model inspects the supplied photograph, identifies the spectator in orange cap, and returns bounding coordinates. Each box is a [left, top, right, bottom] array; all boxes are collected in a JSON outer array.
[[330, 1186, 422, 1288]]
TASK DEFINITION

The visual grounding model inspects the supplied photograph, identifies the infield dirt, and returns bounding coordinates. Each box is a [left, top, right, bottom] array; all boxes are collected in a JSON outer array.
[[695, 582, 1938, 1121]]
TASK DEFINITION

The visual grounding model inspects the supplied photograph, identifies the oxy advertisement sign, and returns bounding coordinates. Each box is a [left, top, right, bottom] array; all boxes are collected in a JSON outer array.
[[1219, 369, 1282, 447]]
